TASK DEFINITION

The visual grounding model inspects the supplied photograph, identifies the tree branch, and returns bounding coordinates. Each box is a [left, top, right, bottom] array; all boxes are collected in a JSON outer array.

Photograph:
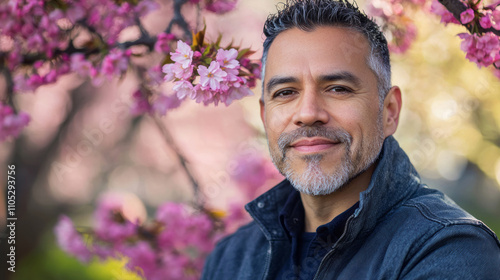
[[166, 0, 192, 41], [152, 116, 203, 208], [0, 65, 15, 109], [438, 0, 500, 36]]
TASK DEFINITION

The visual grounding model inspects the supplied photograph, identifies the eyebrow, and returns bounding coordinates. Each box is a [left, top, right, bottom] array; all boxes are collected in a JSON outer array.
[[265, 76, 299, 96], [265, 71, 362, 96], [318, 71, 362, 88]]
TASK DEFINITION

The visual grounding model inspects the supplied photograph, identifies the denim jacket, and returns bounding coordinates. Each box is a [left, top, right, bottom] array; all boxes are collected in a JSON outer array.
[[201, 136, 500, 279]]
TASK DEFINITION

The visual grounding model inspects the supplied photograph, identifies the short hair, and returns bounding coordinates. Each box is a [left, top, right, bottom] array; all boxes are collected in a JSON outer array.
[[261, 0, 391, 103]]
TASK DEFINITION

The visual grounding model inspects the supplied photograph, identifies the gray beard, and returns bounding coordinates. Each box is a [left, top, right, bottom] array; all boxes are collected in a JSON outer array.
[[283, 152, 353, 196], [269, 117, 384, 196]]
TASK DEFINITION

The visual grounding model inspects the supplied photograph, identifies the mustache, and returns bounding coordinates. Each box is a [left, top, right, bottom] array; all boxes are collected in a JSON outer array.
[[277, 126, 352, 154]]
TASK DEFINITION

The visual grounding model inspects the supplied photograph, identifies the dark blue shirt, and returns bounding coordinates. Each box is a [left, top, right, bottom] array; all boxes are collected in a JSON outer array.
[[277, 189, 359, 280]]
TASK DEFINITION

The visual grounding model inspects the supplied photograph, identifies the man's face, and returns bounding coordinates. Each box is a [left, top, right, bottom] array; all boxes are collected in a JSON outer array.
[[260, 26, 386, 196]]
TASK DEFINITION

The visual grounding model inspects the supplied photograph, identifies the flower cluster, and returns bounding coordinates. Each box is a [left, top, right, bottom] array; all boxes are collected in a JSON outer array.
[[54, 196, 223, 280], [189, 0, 239, 14], [0, 103, 30, 141], [160, 34, 260, 108], [459, 32, 500, 67], [429, 0, 461, 25], [0, 0, 157, 59], [1, 0, 157, 92], [429, 0, 500, 72], [369, 0, 500, 76], [366, 0, 423, 53]]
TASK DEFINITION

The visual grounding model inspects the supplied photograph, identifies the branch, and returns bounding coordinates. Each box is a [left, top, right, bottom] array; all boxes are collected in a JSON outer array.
[[166, 0, 192, 41], [152, 116, 203, 208], [0, 65, 15, 109], [438, 0, 500, 36]]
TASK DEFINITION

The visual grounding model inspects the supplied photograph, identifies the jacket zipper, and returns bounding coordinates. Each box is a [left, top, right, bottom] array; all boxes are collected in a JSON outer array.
[[312, 215, 354, 280]]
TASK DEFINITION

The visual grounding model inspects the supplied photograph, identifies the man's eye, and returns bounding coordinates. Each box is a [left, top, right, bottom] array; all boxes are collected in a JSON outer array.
[[328, 86, 352, 93], [273, 90, 295, 98]]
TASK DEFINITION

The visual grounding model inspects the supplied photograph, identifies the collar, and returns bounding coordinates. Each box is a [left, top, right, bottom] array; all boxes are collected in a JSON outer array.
[[278, 188, 359, 241], [245, 136, 422, 242]]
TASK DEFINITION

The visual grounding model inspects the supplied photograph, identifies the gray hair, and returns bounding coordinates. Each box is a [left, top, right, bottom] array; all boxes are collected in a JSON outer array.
[[261, 0, 391, 104]]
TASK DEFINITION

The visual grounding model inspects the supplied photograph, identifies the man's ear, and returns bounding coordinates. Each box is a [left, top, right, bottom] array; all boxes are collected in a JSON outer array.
[[382, 86, 402, 138], [260, 99, 266, 129]]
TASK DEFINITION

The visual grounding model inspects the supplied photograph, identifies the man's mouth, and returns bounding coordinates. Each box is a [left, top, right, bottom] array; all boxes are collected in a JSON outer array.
[[289, 138, 340, 153]]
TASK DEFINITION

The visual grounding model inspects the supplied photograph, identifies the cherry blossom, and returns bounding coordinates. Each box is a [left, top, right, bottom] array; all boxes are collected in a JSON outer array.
[[0, 104, 30, 141], [460, 8, 475, 24], [173, 80, 196, 99], [198, 61, 227, 91], [458, 32, 500, 68], [130, 90, 152, 116], [151, 94, 182, 116], [170, 40, 194, 69], [54, 215, 92, 263], [205, 0, 239, 14], [216, 48, 240, 69], [154, 33, 177, 53], [93, 195, 137, 243]]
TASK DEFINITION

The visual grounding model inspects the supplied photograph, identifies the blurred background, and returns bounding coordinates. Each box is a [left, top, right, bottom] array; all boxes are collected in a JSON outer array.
[[1, 0, 500, 279]]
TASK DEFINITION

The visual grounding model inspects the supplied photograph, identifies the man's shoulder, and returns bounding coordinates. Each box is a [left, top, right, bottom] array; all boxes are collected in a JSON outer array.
[[401, 187, 493, 229], [381, 186, 500, 250]]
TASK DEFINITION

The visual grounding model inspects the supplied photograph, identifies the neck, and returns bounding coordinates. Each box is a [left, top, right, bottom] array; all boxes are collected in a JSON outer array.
[[301, 163, 376, 232]]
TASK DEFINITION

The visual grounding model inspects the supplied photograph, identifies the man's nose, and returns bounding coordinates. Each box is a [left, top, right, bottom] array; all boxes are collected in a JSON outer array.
[[292, 90, 329, 126]]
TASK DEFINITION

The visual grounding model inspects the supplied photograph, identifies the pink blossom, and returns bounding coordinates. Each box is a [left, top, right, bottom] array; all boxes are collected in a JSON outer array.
[[134, 0, 159, 17], [101, 49, 130, 78], [492, 9, 500, 30], [230, 152, 280, 198], [54, 215, 92, 263], [154, 33, 176, 53], [70, 53, 94, 77], [458, 32, 500, 68], [224, 85, 254, 106], [163, 63, 194, 80], [198, 61, 227, 90], [480, 12, 493, 29], [155, 203, 214, 253], [205, 0, 238, 14], [389, 22, 417, 54], [162, 64, 176, 82], [460, 8, 475, 24], [152, 94, 183, 116], [170, 40, 194, 69], [122, 241, 158, 279], [0, 103, 30, 141], [130, 90, 152, 115], [173, 80, 195, 99], [216, 48, 240, 69], [430, 0, 461, 25], [191, 84, 215, 105], [146, 65, 165, 85], [66, 5, 86, 23], [93, 195, 137, 243]]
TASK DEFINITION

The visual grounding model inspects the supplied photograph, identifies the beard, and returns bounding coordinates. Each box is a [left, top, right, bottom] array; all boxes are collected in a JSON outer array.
[[269, 117, 385, 196]]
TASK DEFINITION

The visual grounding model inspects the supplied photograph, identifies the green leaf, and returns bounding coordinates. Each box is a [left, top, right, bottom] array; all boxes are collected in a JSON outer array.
[[203, 44, 212, 57], [237, 48, 252, 60]]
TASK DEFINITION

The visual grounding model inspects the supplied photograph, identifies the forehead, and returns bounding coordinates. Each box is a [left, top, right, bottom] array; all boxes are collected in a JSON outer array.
[[264, 26, 373, 91]]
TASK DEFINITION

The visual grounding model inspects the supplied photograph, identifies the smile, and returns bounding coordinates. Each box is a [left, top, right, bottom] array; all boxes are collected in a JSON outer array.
[[289, 138, 341, 153]]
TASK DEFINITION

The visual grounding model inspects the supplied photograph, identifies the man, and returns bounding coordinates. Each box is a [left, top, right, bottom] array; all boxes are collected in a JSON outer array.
[[201, 0, 500, 279]]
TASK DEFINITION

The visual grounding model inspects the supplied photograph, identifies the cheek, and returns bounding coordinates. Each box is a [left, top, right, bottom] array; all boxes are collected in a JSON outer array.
[[265, 106, 291, 137]]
